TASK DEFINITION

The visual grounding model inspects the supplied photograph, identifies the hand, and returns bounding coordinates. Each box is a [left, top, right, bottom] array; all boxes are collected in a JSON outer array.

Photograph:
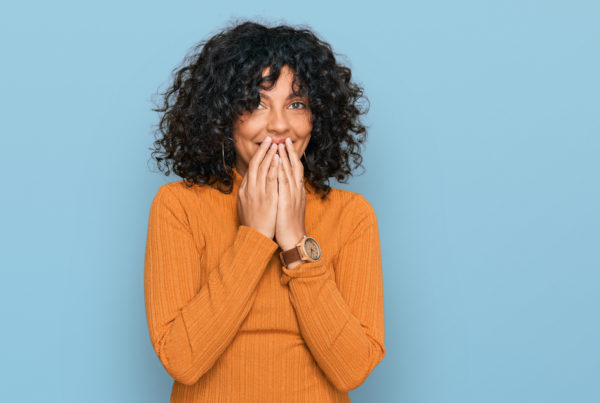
[[237, 136, 279, 239], [275, 137, 307, 256]]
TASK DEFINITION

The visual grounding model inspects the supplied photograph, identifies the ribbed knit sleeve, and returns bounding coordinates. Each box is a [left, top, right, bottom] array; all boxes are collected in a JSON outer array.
[[144, 185, 280, 386], [279, 194, 385, 392]]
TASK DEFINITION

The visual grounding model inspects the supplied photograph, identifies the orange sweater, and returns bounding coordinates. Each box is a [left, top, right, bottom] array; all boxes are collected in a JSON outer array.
[[144, 166, 385, 402]]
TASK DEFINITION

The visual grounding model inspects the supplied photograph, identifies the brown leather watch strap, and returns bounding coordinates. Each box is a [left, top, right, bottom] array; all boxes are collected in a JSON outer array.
[[280, 246, 301, 266]]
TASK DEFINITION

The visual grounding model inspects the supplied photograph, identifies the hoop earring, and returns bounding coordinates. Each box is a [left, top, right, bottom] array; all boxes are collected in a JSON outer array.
[[222, 142, 228, 171]]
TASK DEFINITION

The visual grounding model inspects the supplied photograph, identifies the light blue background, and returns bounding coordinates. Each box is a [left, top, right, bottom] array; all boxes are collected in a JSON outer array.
[[1, 1, 598, 402]]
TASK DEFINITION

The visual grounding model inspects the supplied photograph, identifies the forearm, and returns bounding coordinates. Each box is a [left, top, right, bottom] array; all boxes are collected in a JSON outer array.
[[146, 220, 279, 385], [280, 261, 385, 392]]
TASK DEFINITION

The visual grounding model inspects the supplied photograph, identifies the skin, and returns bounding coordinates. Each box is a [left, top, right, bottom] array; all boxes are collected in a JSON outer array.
[[233, 65, 312, 269]]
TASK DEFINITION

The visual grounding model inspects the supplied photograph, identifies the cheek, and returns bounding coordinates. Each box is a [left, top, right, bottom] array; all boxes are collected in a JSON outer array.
[[233, 137, 253, 160], [294, 114, 312, 133], [233, 127, 260, 156], [240, 116, 264, 133]]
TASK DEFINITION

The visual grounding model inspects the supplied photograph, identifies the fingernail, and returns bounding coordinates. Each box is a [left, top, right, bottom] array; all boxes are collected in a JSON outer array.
[[266, 136, 272, 142]]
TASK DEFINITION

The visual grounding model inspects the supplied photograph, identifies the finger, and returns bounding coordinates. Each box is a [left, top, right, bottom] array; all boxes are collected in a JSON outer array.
[[276, 153, 287, 199], [267, 152, 279, 196], [278, 143, 294, 198], [259, 143, 278, 193], [239, 167, 248, 191], [284, 137, 303, 184], [248, 136, 272, 186]]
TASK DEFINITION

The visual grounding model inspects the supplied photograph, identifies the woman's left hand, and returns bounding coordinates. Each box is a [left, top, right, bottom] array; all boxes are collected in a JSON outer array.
[[274, 137, 307, 254]]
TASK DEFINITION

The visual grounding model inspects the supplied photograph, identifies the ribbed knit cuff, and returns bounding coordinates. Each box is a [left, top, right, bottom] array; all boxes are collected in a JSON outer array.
[[280, 260, 328, 286], [237, 225, 280, 254]]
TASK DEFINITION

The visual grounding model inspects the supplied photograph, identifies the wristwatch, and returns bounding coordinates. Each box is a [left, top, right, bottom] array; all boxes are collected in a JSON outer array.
[[279, 235, 321, 267]]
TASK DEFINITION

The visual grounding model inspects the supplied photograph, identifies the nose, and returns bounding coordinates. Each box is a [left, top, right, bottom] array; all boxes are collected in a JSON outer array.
[[266, 107, 290, 135]]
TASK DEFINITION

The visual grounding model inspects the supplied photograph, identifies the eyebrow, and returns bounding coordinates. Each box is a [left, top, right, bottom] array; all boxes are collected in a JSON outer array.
[[259, 92, 306, 100]]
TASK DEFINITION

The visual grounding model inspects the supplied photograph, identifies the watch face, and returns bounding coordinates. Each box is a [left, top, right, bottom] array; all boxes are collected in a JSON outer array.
[[304, 238, 321, 260]]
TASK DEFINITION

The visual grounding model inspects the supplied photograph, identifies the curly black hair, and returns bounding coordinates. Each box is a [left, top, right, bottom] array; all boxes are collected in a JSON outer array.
[[149, 18, 369, 200]]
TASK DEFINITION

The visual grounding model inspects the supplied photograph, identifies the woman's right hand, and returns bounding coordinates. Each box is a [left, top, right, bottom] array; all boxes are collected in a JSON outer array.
[[237, 136, 280, 239]]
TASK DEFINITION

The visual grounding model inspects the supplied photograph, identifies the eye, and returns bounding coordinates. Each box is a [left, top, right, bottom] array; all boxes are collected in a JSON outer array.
[[290, 101, 306, 109]]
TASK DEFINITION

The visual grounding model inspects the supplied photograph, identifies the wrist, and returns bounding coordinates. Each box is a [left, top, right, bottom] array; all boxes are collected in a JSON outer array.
[[279, 233, 306, 251], [278, 232, 321, 269]]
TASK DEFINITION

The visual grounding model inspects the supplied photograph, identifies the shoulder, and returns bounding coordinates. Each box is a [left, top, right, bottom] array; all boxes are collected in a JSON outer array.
[[148, 181, 210, 216], [320, 187, 379, 246], [325, 187, 378, 231], [329, 187, 376, 216], [147, 182, 187, 218], [152, 180, 214, 205], [162, 180, 208, 197], [151, 181, 185, 204]]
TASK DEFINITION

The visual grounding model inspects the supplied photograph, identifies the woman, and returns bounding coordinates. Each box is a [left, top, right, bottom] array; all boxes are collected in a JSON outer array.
[[145, 20, 385, 402]]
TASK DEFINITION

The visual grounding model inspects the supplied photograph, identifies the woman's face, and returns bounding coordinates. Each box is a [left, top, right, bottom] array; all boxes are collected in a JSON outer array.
[[232, 65, 312, 177]]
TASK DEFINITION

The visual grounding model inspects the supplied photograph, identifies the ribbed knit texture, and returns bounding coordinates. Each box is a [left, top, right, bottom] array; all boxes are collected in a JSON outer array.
[[144, 166, 385, 402]]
